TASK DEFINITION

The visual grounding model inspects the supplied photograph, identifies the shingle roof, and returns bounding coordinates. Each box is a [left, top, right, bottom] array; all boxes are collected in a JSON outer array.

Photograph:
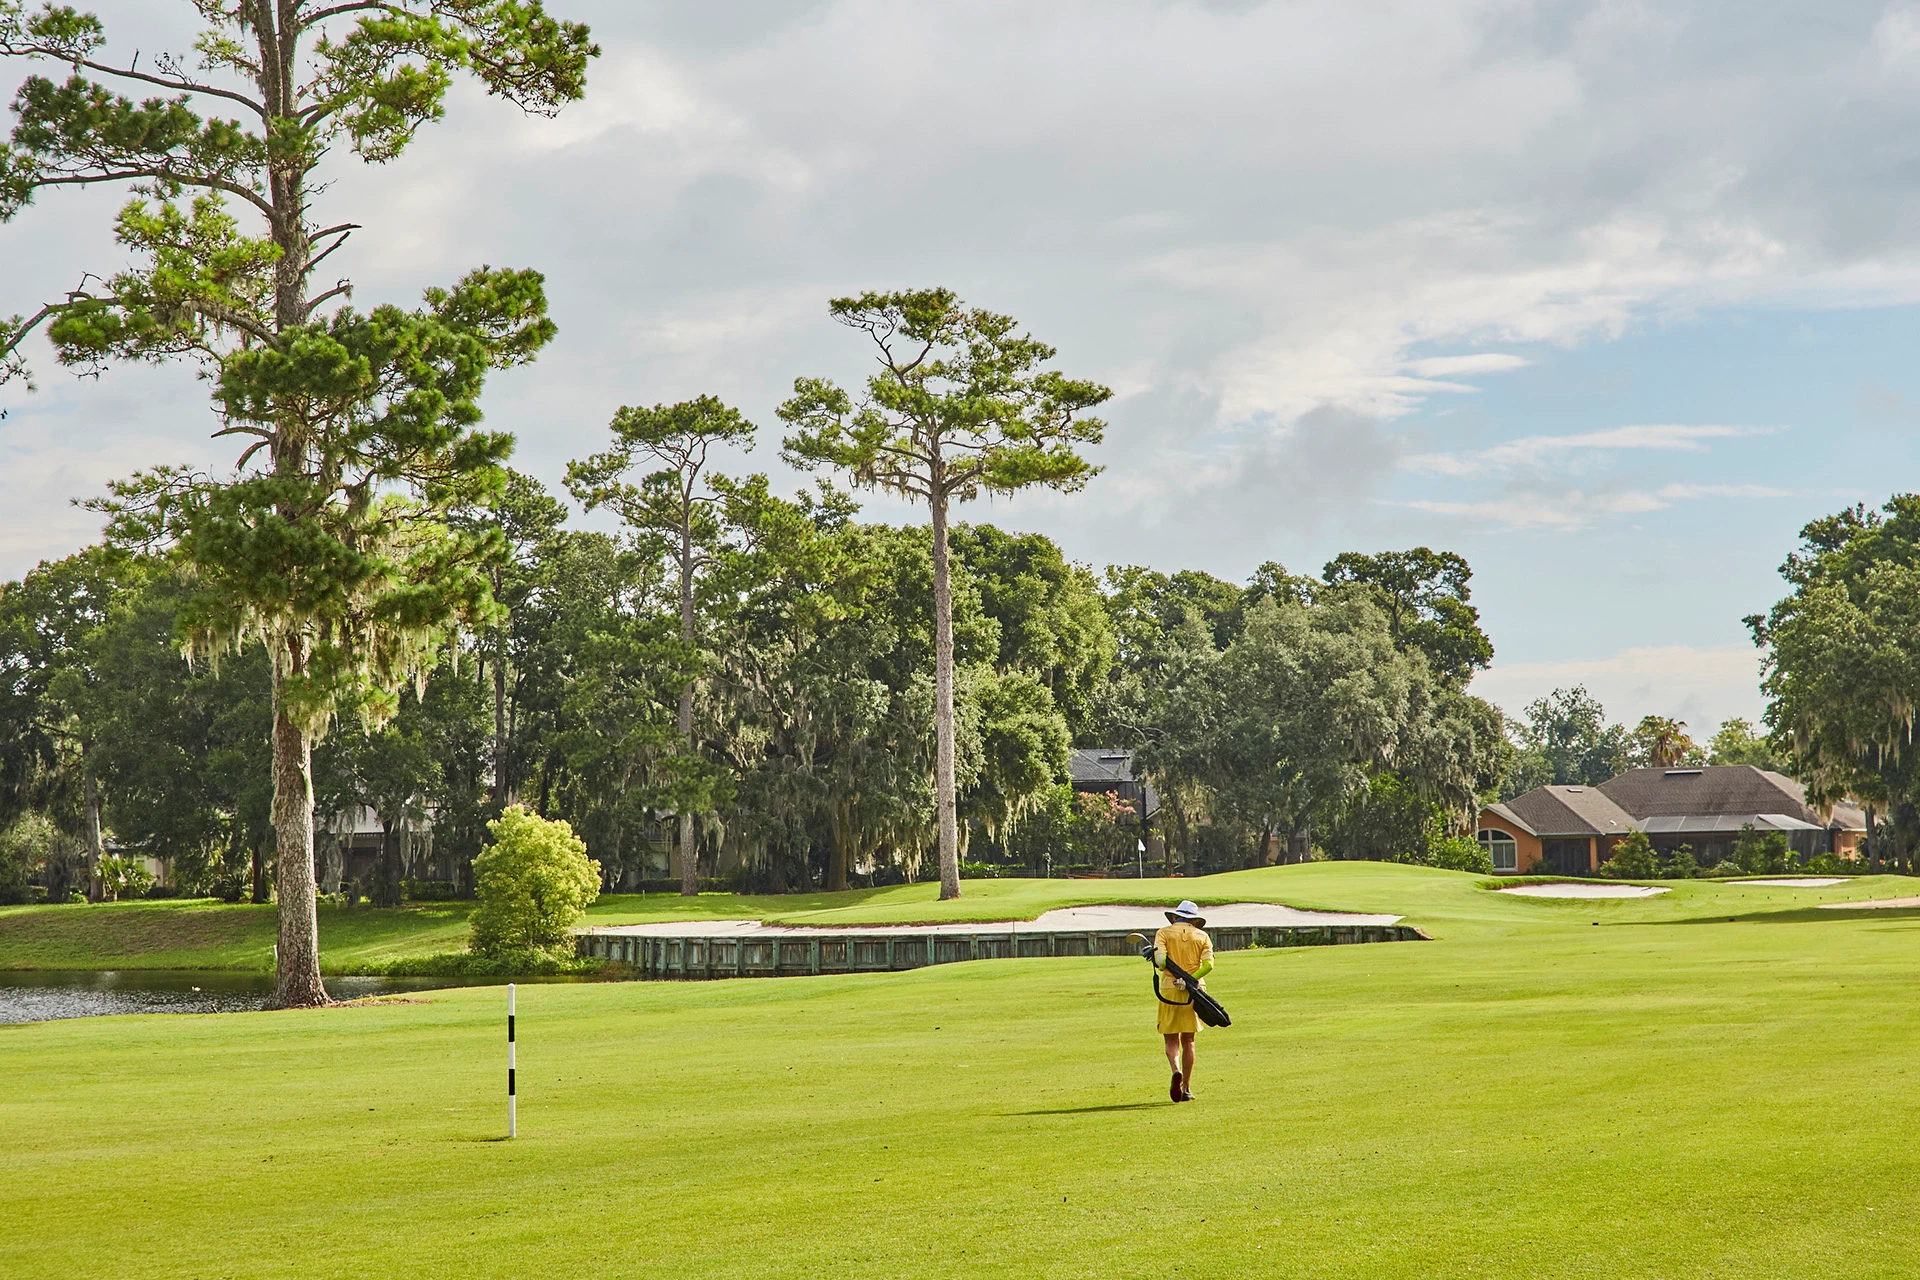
[[1497, 785, 1638, 837], [1069, 748, 1139, 785], [1829, 800, 1867, 833], [1596, 766, 1849, 827], [1484, 765, 1869, 838], [1482, 801, 1536, 837]]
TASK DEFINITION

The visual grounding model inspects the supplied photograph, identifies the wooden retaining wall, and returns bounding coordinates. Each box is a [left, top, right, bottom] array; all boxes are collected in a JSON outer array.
[[576, 922, 1427, 980]]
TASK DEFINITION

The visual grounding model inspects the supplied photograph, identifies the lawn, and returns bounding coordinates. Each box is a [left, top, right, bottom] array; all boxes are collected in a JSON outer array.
[[2, 861, 1910, 971], [6, 864, 1920, 1277]]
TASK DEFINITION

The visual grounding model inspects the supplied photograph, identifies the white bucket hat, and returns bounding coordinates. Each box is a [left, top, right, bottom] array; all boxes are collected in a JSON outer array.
[[1165, 900, 1206, 927]]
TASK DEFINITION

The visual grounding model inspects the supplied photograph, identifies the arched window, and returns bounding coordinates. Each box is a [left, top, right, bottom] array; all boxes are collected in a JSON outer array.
[[1477, 828, 1519, 873]]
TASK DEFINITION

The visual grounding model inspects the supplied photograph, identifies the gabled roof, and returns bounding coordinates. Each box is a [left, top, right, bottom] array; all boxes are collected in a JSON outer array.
[[1480, 801, 1536, 837], [1596, 766, 1852, 828], [1495, 785, 1638, 838]]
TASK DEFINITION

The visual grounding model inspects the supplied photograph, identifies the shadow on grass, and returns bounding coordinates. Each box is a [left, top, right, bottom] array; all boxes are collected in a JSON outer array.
[[1009, 1101, 1174, 1116], [1645, 906, 1920, 927]]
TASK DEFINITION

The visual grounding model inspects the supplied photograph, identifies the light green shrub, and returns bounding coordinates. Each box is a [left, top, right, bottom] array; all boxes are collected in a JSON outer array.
[[469, 806, 601, 959], [1428, 835, 1493, 875]]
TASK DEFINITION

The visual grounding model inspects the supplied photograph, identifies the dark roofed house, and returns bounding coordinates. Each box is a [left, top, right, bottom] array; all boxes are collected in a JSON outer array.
[[1068, 748, 1159, 824], [1477, 785, 1637, 875], [1475, 764, 1866, 875]]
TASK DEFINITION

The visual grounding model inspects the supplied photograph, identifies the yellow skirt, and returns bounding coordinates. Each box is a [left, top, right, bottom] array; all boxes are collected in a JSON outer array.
[[1157, 997, 1199, 1035]]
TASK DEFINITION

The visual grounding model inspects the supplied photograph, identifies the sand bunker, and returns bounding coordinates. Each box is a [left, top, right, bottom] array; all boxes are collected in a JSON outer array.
[[1496, 883, 1670, 899], [1819, 897, 1920, 911], [1729, 877, 1847, 887], [585, 901, 1400, 939]]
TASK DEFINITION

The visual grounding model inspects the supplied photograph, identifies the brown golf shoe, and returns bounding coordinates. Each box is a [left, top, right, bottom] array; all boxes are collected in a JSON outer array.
[[1169, 1070, 1183, 1103]]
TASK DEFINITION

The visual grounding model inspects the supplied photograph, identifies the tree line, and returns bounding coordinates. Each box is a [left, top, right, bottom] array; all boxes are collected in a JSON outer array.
[[1, 510, 1530, 901]]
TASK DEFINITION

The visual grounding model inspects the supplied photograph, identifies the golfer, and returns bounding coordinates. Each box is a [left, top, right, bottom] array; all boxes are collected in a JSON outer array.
[[1154, 900, 1214, 1102]]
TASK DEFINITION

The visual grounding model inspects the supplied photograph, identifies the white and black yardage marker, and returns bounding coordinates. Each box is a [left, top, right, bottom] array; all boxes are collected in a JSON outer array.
[[507, 983, 517, 1139]]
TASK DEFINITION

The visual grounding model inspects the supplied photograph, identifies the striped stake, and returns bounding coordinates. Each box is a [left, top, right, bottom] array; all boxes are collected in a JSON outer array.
[[507, 983, 517, 1139]]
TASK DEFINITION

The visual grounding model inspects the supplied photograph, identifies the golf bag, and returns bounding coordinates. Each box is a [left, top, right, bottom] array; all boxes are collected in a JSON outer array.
[[1135, 939, 1231, 1028]]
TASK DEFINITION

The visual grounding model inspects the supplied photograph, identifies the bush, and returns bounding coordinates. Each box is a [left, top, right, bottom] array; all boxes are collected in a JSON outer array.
[[97, 854, 155, 901], [1804, 852, 1855, 876], [373, 948, 601, 976], [1659, 843, 1698, 880], [1601, 830, 1658, 879], [1732, 823, 1792, 876], [0, 814, 54, 905], [1428, 835, 1493, 875], [402, 878, 461, 902], [469, 806, 601, 959]]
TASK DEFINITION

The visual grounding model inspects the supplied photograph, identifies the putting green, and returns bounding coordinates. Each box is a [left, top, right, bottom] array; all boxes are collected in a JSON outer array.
[[5, 864, 1920, 1277]]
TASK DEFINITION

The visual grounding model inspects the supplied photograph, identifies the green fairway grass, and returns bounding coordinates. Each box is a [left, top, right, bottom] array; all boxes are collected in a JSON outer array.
[[3, 861, 1911, 972], [6, 863, 1920, 1277]]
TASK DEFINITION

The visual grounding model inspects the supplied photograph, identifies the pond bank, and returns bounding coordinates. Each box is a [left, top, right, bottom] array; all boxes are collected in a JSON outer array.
[[0, 969, 587, 1024]]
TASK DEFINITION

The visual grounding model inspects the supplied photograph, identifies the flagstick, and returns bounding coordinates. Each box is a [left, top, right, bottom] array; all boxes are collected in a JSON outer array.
[[507, 983, 517, 1139]]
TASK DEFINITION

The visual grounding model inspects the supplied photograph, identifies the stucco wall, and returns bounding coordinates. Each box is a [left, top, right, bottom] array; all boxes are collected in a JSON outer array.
[[1476, 810, 1542, 873]]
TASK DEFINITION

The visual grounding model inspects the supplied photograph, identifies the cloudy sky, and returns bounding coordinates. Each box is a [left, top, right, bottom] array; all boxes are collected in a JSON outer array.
[[7, 0, 1920, 735]]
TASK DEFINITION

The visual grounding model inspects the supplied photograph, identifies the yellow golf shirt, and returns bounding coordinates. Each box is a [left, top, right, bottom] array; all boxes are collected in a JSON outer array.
[[1153, 922, 1214, 1033]]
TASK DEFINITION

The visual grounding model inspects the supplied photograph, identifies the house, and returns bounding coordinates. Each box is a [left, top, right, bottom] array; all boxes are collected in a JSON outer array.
[[1068, 748, 1160, 824], [1476, 784, 1638, 876], [1476, 765, 1867, 875]]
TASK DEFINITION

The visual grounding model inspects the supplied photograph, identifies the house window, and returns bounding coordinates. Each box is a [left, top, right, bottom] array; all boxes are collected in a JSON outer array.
[[1478, 828, 1519, 873]]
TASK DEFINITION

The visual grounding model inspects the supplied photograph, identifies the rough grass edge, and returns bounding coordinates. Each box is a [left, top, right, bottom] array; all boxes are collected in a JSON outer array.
[[351, 950, 625, 978]]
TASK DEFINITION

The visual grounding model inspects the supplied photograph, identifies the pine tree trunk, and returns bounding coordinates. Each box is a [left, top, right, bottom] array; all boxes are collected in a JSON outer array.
[[679, 516, 699, 898], [930, 488, 961, 900], [825, 802, 848, 890], [1897, 797, 1911, 876], [257, 14, 324, 1008], [492, 648, 509, 806], [678, 809, 696, 896], [250, 840, 267, 904], [373, 824, 401, 907], [270, 646, 327, 1008], [82, 770, 103, 901]]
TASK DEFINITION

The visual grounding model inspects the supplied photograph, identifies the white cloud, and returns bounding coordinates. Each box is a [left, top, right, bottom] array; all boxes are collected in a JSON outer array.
[[1404, 424, 1775, 478], [1401, 353, 1533, 378], [1470, 643, 1764, 732], [1400, 480, 1789, 529], [7, 0, 1920, 594]]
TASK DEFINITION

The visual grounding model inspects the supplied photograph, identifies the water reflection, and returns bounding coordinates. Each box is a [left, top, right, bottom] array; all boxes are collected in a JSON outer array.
[[0, 970, 554, 1024]]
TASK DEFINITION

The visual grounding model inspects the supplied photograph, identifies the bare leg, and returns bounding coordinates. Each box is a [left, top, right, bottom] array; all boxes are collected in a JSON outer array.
[[1180, 1033, 1196, 1095], [1163, 1033, 1182, 1074]]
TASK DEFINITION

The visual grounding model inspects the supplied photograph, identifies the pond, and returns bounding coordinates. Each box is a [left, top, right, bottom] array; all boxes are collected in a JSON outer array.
[[0, 970, 559, 1024]]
